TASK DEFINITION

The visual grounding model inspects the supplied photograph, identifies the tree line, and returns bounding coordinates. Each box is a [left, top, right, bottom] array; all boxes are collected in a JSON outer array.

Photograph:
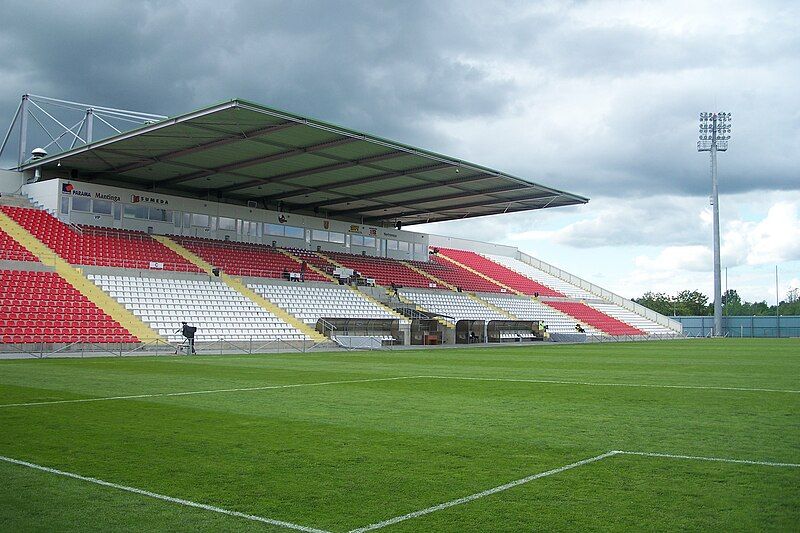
[[632, 288, 800, 316]]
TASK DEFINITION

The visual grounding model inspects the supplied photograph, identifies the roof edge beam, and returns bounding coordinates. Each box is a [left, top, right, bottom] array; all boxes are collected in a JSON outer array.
[[361, 192, 567, 221], [330, 182, 529, 216]]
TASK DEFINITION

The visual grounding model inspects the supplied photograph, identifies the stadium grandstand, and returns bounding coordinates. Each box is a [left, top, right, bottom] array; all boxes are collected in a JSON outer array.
[[0, 95, 682, 353]]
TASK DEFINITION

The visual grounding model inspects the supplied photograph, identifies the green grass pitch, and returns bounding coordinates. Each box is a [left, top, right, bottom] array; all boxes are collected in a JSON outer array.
[[1, 339, 798, 531]]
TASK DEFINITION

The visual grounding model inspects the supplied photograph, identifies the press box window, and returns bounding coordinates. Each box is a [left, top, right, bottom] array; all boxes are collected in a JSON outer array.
[[312, 229, 329, 242], [284, 226, 304, 239], [386, 239, 399, 251], [265, 223, 285, 236], [124, 204, 148, 219], [218, 216, 236, 231], [191, 213, 209, 227], [71, 196, 91, 212], [92, 199, 112, 215], [328, 231, 345, 244], [149, 208, 172, 222]]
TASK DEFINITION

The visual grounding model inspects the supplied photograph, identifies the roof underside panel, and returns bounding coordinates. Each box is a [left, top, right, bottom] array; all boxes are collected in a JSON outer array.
[[23, 99, 588, 224]]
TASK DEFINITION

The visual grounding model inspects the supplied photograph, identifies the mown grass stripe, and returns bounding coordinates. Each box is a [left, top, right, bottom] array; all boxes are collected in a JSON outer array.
[[0, 455, 330, 533]]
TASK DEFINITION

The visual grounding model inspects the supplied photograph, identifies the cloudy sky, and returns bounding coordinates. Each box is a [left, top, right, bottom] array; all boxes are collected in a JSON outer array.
[[1, 0, 798, 302]]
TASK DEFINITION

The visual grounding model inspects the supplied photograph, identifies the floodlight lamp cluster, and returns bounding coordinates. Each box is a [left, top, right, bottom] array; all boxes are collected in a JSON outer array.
[[697, 112, 732, 152]]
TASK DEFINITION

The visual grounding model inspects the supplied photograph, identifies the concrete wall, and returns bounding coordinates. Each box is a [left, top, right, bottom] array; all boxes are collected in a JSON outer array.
[[22, 179, 60, 213], [0, 170, 24, 194], [23, 179, 430, 261]]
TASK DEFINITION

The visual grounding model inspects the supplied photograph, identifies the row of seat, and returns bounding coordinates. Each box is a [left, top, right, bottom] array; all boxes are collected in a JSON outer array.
[[437, 248, 564, 296], [589, 302, 675, 334], [546, 301, 645, 335], [0, 270, 138, 344], [88, 274, 310, 343], [0, 207, 201, 272], [418, 255, 506, 293], [172, 236, 328, 281], [400, 290, 509, 323], [0, 227, 38, 262], [250, 283, 399, 324], [482, 295, 600, 334], [323, 250, 434, 288], [481, 253, 596, 299]]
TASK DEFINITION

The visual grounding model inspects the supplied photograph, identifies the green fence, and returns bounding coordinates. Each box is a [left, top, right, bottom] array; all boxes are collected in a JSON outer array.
[[674, 316, 800, 338]]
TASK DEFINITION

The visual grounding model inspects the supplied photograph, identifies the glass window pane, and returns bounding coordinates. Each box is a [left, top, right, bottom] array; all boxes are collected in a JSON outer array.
[[363, 236, 376, 247], [218, 216, 236, 230], [191, 213, 209, 227], [93, 199, 112, 215], [60, 196, 69, 215], [328, 231, 345, 244], [265, 223, 285, 236], [312, 229, 328, 242], [285, 226, 304, 239], [149, 208, 171, 222], [72, 197, 91, 212], [387, 239, 398, 250]]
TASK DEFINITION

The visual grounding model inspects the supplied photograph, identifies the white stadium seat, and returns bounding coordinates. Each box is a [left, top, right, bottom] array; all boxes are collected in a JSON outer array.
[[481, 253, 596, 299], [248, 283, 399, 324], [588, 302, 675, 335], [482, 294, 601, 334], [400, 289, 508, 323], [88, 274, 309, 343]]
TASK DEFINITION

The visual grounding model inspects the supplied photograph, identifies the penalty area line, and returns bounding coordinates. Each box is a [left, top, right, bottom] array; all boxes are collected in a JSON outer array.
[[347, 451, 620, 533], [0, 375, 422, 408], [613, 450, 800, 468], [347, 449, 800, 531], [0, 455, 331, 533]]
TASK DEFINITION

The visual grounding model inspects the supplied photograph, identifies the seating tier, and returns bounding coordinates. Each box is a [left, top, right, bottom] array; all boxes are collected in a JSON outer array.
[[545, 301, 645, 335], [89, 274, 310, 343], [436, 248, 564, 296], [588, 302, 676, 334], [0, 269, 138, 343], [481, 253, 596, 299], [414, 255, 506, 293], [400, 290, 508, 323], [249, 284, 397, 324], [173, 237, 328, 281], [323, 251, 434, 288], [0, 227, 38, 262], [0, 207, 201, 271], [482, 295, 601, 334]]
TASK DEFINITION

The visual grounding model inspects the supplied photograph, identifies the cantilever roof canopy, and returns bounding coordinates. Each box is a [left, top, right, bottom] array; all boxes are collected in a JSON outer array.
[[22, 99, 588, 225]]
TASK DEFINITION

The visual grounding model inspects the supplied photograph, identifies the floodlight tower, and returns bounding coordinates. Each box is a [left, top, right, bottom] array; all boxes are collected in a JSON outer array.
[[698, 112, 731, 336]]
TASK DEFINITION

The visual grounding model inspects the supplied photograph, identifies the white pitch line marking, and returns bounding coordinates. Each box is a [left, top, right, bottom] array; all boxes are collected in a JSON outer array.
[[417, 375, 800, 394], [0, 455, 331, 533], [613, 450, 800, 468], [0, 375, 422, 408], [347, 451, 620, 533]]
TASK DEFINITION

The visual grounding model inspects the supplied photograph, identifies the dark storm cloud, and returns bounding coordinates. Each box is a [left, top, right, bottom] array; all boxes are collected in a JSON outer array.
[[1, 0, 798, 199]]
